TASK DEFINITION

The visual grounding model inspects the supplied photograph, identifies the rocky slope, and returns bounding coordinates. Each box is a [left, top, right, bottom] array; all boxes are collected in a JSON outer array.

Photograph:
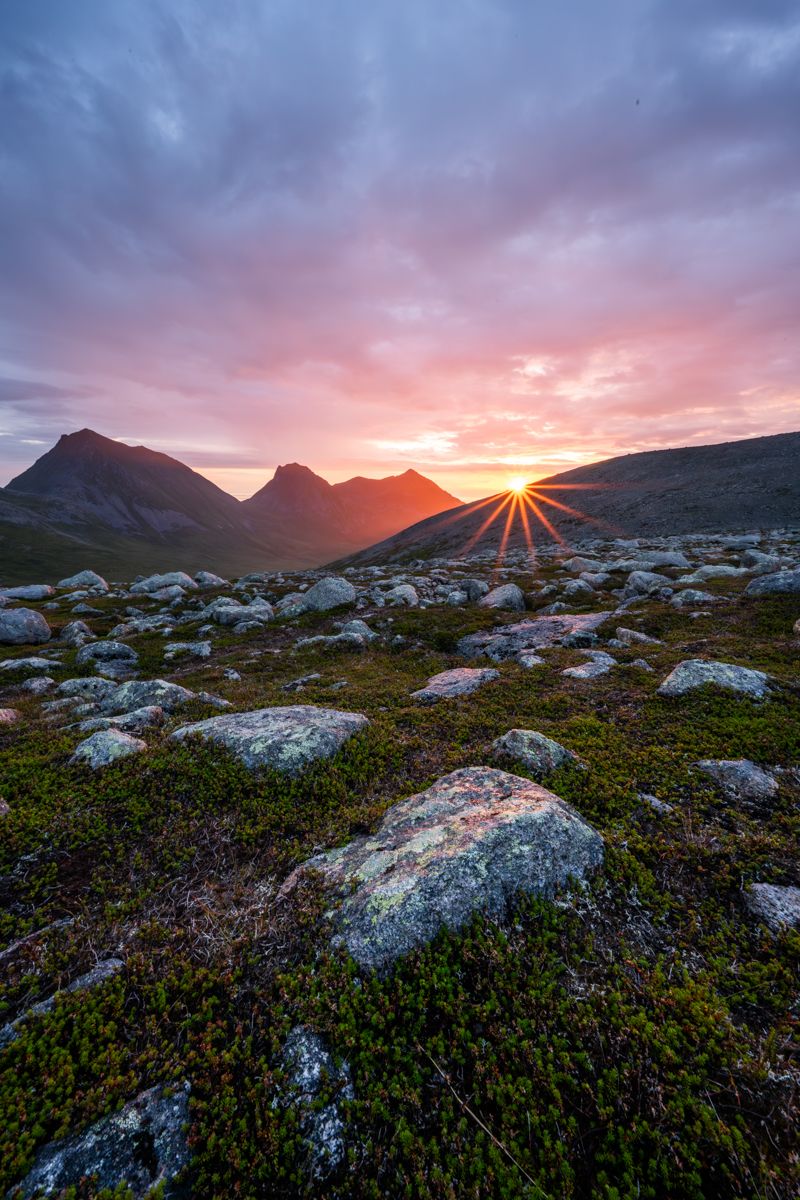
[[1, 529, 799, 1197], [336, 430, 800, 565]]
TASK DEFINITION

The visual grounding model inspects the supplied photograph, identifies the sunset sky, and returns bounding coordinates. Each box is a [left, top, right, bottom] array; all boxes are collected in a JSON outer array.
[[1, 0, 798, 501]]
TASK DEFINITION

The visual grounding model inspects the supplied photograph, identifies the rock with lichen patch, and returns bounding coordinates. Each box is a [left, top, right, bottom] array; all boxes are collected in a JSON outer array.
[[411, 667, 499, 703], [493, 729, 584, 777], [657, 659, 770, 699]]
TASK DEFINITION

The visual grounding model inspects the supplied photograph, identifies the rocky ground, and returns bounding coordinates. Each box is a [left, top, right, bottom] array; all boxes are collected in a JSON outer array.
[[1, 532, 799, 1198]]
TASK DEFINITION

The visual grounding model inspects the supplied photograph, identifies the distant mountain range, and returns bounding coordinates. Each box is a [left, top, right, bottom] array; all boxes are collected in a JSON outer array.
[[335, 431, 800, 566], [0, 429, 460, 583]]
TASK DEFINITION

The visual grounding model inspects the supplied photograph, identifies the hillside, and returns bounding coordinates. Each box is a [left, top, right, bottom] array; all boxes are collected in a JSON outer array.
[[335, 431, 800, 566]]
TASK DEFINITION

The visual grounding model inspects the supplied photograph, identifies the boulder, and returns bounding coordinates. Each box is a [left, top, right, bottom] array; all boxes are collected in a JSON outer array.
[[562, 651, 616, 679], [76, 641, 139, 668], [492, 729, 583, 776], [301, 577, 357, 612], [194, 570, 228, 588], [0, 584, 55, 601], [70, 729, 147, 768], [745, 569, 800, 597], [78, 706, 165, 735], [0, 656, 61, 675], [0, 608, 51, 646], [624, 570, 671, 596], [57, 570, 109, 592], [657, 660, 770, 699], [8, 1083, 190, 1199], [57, 677, 118, 701], [694, 759, 779, 804], [130, 571, 198, 594], [671, 588, 717, 609], [286, 767, 603, 972], [0, 708, 20, 724], [384, 584, 419, 607], [60, 619, 95, 647], [279, 1026, 353, 1182], [459, 612, 611, 661], [615, 626, 661, 646], [163, 640, 212, 662], [745, 883, 800, 933], [478, 583, 526, 612], [99, 679, 196, 715], [170, 705, 369, 774], [411, 667, 500, 703]]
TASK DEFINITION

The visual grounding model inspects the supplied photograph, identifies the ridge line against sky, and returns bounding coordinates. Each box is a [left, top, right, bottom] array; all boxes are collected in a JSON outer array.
[[1, 0, 799, 501]]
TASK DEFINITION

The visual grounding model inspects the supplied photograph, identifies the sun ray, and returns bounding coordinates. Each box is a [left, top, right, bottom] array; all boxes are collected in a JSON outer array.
[[493, 492, 519, 575], [459, 491, 514, 557], [517, 492, 537, 566], [523, 492, 567, 545], [528, 488, 624, 537]]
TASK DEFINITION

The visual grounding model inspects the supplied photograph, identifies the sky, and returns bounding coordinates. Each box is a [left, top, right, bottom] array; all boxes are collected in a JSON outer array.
[[0, 1, 798, 502]]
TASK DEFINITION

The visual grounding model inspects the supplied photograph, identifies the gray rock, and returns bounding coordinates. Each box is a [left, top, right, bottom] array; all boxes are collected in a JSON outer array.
[[301, 577, 357, 612], [639, 792, 674, 815], [0, 584, 55, 601], [0, 656, 60, 675], [57, 570, 109, 592], [170, 705, 369, 774], [478, 583, 526, 612], [20, 676, 56, 695], [515, 651, 546, 668], [446, 589, 468, 606], [76, 641, 139, 668], [671, 588, 717, 609], [163, 640, 212, 662], [384, 584, 419, 607], [679, 564, 747, 582], [279, 1026, 353, 1181], [7, 1082, 190, 1199], [615, 626, 661, 646], [340, 619, 378, 643], [296, 631, 368, 652], [492, 729, 583, 777], [746, 883, 800, 933], [562, 651, 616, 680], [70, 729, 147, 768], [745, 569, 800, 596], [60, 620, 94, 647], [99, 679, 196, 715], [459, 611, 611, 662], [57, 677, 118, 701], [657, 659, 770, 699], [287, 767, 603, 972], [78, 706, 165, 735], [461, 578, 489, 601], [411, 667, 500, 703], [624, 570, 671, 596], [563, 579, 594, 598], [130, 571, 198, 594], [0, 608, 51, 646], [194, 570, 227, 588], [694, 759, 779, 803], [282, 673, 323, 693]]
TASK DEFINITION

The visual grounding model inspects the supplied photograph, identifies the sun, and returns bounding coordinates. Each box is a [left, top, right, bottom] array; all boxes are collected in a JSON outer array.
[[507, 476, 528, 494]]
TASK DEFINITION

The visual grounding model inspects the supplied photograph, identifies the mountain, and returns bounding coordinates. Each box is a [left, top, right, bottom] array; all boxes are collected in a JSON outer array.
[[0, 430, 460, 584], [243, 463, 460, 552], [333, 431, 800, 566]]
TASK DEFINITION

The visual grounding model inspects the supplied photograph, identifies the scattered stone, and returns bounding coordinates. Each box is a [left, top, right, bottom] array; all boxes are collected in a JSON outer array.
[[492, 729, 583, 777], [657, 660, 770, 699], [562, 651, 616, 680], [279, 1026, 353, 1182], [411, 667, 500, 703], [671, 588, 717, 608], [19, 676, 56, 695], [57, 570, 109, 592], [478, 583, 526, 612], [0, 584, 55, 601], [70, 729, 147, 768], [78, 706, 165, 735], [384, 584, 419, 607], [163, 640, 212, 662], [694, 759, 779, 804], [0, 656, 60, 675], [223, 667, 241, 681], [195, 570, 227, 587], [130, 571, 198, 594], [60, 619, 95, 647], [76, 641, 139, 668], [616, 626, 661, 646], [282, 673, 323, 693], [99, 679, 196, 715], [7, 1083, 191, 1199], [745, 883, 800, 933], [639, 792, 674, 815], [57, 677, 118, 701], [745, 569, 800, 596], [286, 767, 603, 972], [0, 608, 51, 646], [171, 705, 369, 774], [0, 707, 20, 724], [301, 577, 357, 612], [624, 570, 671, 596], [459, 611, 611, 661], [516, 651, 546, 668]]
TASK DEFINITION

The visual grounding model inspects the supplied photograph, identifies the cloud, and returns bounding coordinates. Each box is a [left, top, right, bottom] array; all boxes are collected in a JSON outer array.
[[0, 0, 798, 495]]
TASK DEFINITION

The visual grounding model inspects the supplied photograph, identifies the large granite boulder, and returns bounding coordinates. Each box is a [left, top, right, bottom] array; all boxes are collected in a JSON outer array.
[[57, 570, 109, 592], [492, 729, 584, 777], [458, 612, 611, 662], [657, 660, 770, 699], [301, 577, 357, 612], [287, 766, 603, 972], [694, 759, 779, 804], [478, 583, 526, 612], [70, 729, 147, 768], [745, 569, 800, 596], [76, 640, 139, 668], [99, 679, 196, 715], [170, 705, 369, 774], [0, 585, 55, 601], [8, 1083, 190, 1199], [0, 608, 51, 646], [130, 571, 197, 594], [411, 667, 500, 703]]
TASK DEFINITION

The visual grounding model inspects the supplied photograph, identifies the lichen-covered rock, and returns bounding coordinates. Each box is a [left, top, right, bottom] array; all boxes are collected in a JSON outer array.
[[76, 640, 139, 668], [194, 570, 228, 588], [70, 729, 147, 768], [163, 640, 212, 662], [671, 589, 717, 609], [657, 659, 770, 699], [411, 667, 500, 703], [301, 577, 356, 612], [57, 677, 118, 701], [170, 705, 368, 774], [562, 651, 616, 680], [8, 1082, 190, 1198], [0, 584, 55, 601], [384, 583, 419, 607], [492, 729, 584, 777], [288, 766, 603, 972], [130, 571, 198, 594], [57, 570, 109, 592], [745, 883, 800, 933], [694, 759, 779, 803], [78, 706, 165, 735], [60, 620, 95, 647], [99, 679, 196, 715], [0, 608, 51, 646], [744, 568, 800, 596], [478, 583, 526, 612], [615, 626, 661, 646], [0, 656, 60, 675], [624, 570, 671, 596], [292, 768, 599, 974], [458, 612, 611, 661], [279, 1026, 353, 1181]]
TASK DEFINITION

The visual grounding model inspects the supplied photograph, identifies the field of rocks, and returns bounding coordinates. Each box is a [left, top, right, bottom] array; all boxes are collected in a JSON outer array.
[[1, 532, 799, 1199]]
